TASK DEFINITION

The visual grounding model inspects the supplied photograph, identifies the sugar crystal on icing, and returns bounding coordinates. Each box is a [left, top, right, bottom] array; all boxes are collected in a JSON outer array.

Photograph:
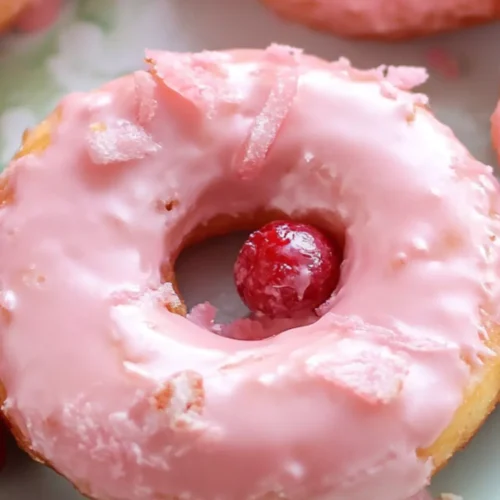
[[86, 119, 160, 165]]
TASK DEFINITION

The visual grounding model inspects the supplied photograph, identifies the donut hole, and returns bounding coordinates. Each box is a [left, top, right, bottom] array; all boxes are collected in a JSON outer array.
[[175, 230, 251, 323], [170, 210, 345, 340]]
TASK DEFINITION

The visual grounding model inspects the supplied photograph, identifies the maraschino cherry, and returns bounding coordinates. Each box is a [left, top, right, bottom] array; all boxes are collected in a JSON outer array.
[[234, 221, 341, 318]]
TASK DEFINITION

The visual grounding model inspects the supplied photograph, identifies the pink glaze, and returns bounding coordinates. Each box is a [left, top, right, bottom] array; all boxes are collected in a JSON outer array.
[[0, 46, 499, 500], [261, 0, 500, 38]]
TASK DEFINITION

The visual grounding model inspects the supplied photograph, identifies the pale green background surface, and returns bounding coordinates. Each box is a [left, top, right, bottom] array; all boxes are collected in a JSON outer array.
[[0, 1, 499, 498]]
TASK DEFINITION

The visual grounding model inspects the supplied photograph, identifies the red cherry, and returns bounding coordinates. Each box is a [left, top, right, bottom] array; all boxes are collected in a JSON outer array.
[[234, 221, 341, 319]]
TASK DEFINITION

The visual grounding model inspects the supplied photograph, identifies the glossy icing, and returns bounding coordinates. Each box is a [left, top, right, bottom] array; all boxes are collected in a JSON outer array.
[[261, 0, 500, 39], [0, 46, 499, 500]]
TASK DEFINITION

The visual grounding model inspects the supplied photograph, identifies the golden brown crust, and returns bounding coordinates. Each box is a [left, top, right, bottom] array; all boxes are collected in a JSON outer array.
[[419, 324, 500, 471]]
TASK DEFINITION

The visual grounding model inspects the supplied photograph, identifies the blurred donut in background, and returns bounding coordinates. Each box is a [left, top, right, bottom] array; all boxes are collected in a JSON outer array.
[[0, 0, 61, 33], [260, 0, 500, 40]]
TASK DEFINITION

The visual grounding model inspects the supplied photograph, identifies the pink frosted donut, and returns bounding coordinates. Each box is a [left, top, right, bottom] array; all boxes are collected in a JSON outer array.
[[1, 45, 500, 500], [0, 0, 61, 33], [260, 0, 500, 39]]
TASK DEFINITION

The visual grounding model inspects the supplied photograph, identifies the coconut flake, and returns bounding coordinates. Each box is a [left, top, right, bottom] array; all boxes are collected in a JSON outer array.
[[145, 50, 229, 116], [306, 341, 408, 405], [87, 119, 161, 165], [134, 71, 158, 124], [386, 66, 429, 90], [234, 65, 298, 180], [320, 314, 457, 354], [187, 303, 218, 331]]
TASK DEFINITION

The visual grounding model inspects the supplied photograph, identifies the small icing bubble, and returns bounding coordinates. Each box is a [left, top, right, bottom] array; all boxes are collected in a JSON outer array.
[[392, 252, 409, 269], [412, 237, 429, 254], [258, 373, 277, 386], [285, 461, 305, 479], [0, 290, 16, 311], [304, 152, 315, 164], [429, 187, 442, 198]]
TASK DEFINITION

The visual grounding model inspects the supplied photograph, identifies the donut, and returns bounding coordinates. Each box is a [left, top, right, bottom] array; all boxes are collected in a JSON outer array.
[[0, 45, 500, 500], [0, 0, 61, 33], [260, 0, 500, 40]]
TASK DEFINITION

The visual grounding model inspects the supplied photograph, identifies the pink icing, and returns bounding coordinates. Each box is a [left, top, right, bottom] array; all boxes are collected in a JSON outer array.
[[0, 46, 499, 500]]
